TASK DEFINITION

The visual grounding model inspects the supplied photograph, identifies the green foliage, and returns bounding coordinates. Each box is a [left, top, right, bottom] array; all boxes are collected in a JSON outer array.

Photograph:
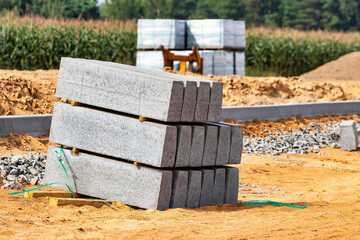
[[0, 24, 136, 70], [245, 33, 360, 76], [0, 0, 99, 19]]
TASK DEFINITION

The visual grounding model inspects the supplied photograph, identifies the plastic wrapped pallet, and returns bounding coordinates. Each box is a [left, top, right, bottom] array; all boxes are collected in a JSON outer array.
[[187, 20, 235, 49], [136, 51, 164, 70], [213, 51, 233, 76], [137, 19, 186, 49], [234, 21, 246, 49], [234, 51, 245, 76], [199, 50, 214, 75]]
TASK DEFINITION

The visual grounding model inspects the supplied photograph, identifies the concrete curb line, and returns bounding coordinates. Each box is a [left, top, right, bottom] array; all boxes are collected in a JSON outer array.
[[221, 101, 360, 122], [1, 101, 359, 137], [0, 114, 52, 137]]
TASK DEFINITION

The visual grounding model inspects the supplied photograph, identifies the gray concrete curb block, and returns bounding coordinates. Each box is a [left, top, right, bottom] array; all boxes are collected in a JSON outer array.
[[0, 115, 52, 137], [221, 101, 360, 122]]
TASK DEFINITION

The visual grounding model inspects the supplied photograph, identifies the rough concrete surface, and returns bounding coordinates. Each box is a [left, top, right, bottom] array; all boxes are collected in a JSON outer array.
[[170, 170, 189, 208], [224, 167, 239, 204], [57, 58, 184, 122], [340, 120, 359, 151], [199, 169, 214, 207], [43, 146, 173, 210], [202, 125, 218, 166], [189, 126, 205, 167], [186, 170, 202, 208], [212, 168, 226, 205], [50, 102, 177, 168], [89, 59, 222, 122], [174, 125, 192, 167], [220, 122, 243, 164], [180, 81, 197, 122]]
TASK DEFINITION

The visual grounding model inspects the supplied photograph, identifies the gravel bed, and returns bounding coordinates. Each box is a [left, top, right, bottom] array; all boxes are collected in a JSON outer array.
[[0, 153, 46, 189], [1, 121, 359, 189], [244, 121, 360, 155]]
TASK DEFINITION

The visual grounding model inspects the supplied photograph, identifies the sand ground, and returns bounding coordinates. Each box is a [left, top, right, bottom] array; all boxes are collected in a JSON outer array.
[[1, 147, 360, 239]]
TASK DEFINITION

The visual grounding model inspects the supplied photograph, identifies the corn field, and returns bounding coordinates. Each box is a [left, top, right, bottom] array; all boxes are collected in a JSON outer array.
[[246, 34, 360, 76], [1, 20, 360, 75], [0, 24, 136, 70]]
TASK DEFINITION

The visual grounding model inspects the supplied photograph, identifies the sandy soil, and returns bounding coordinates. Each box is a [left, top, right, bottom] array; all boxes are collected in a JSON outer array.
[[300, 51, 360, 82], [0, 146, 359, 239], [1, 59, 360, 116], [0, 69, 57, 115]]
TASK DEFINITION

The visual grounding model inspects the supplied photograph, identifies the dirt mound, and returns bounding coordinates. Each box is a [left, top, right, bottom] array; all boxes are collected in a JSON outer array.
[[0, 75, 57, 115], [165, 70, 360, 106], [0, 133, 50, 155], [300, 51, 360, 82]]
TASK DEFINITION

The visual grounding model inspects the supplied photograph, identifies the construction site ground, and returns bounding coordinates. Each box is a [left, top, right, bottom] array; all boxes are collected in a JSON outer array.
[[1, 146, 359, 239], [1, 52, 360, 239]]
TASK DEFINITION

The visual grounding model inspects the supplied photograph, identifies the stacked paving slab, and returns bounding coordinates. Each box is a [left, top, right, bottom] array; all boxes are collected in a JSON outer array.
[[43, 58, 243, 210], [136, 19, 246, 76]]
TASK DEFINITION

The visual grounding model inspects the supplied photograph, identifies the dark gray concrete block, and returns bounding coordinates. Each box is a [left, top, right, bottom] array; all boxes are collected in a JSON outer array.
[[189, 126, 205, 167], [57, 58, 184, 122], [340, 120, 359, 151], [43, 146, 173, 210], [224, 167, 239, 204], [207, 82, 223, 122], [201, 125, 218, 166], [170, 170, 189, 208], [174, 125, 192, 167], [219, 122, 243, 164], [180, 81, 197, 122], [186, 170, 202, 208], [207, 123, 231, 165], [194, 82, 210, 122], [199, 169, 214, 207], [50, 102, 177, 168], [212, 168, 226, 205]]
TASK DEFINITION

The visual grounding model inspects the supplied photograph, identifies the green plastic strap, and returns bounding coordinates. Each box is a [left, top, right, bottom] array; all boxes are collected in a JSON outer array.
[[10, 182, 73, 195], [241, 200, 308, 209], [55, 147, 75, 198], [11, 147, 75, 198]]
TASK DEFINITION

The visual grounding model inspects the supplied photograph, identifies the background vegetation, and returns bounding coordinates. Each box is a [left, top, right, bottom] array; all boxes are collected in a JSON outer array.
[[1, 1, 360, 76], [1, 0, 360, 31]]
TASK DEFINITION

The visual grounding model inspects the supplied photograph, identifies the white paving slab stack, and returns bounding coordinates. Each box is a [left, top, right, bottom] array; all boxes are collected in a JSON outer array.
[[340, 120, 359, 151], [213, 51, 234, 76], [234, 51, 245, 76], [45, 57, 243, 210], [187, 19, 235, 49], [137, 19, 185, 49]]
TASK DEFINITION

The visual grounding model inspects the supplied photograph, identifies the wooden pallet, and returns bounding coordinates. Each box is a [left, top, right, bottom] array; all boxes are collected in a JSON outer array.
[[24, 191, 112, 208]]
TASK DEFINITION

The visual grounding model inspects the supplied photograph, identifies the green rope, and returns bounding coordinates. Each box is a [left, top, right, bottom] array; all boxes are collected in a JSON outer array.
[[241, 200, 308, 209], [10, 182, 73, 195]]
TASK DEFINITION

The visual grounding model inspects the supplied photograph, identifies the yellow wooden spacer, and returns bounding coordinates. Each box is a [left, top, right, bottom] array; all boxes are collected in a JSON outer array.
[[134, 162, 141, 167], [71, 101, 82, 106], [139, 116, 148, 122], [72, 147, 80, 153]]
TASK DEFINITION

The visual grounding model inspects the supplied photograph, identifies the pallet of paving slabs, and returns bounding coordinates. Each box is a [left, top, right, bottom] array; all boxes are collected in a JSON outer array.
[[89, 58, 222, 122], [58, 57, 223, 122], [137, 19, 186, 49]]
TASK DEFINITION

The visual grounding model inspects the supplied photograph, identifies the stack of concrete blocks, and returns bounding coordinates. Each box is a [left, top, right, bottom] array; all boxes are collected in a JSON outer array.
[[43, 58, 243, 210], [136, 19, 246, 76]]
